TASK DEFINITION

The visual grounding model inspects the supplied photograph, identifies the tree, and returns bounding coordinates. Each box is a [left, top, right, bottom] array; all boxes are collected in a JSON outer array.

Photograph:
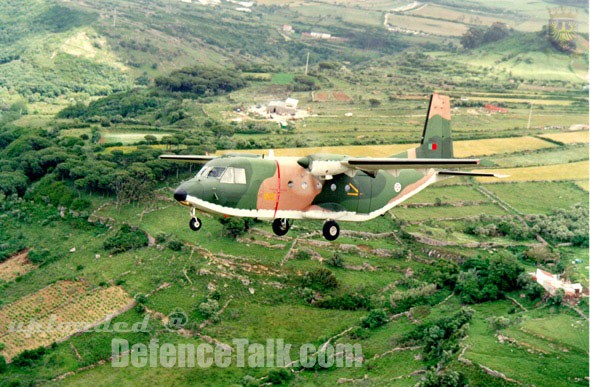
[[0, 171, 28, 196], [111, 164, 156, 206], [144, 134, 158, 144], [455, 269, 483, 304], [460, 22, 510, 49], [427, 259, 459, 290], [460, 27, 485, 49], [368, 98, 381, 108], [487, 252, 523, 292]]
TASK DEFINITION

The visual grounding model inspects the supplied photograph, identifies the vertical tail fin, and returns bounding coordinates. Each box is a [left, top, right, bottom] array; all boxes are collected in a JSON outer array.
[[416, 93, 453, 159]]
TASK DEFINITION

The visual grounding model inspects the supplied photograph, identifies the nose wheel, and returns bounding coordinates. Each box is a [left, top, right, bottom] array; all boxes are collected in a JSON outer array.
[[323, 220, 340, 241], [188, 208, 202, 231], [189, 217, 202, 231], [272, 218, 291, 236]]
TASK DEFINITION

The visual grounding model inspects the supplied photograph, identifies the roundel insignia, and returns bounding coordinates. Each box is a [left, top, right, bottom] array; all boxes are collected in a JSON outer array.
[[394, 182, 402, 193]]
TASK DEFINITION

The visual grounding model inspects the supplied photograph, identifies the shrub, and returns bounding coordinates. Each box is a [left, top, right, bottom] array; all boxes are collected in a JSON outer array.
[[360, 309, 388, 329], [167, 240, 183, 251], [389, 284, 437, 313], [198, 299, 220, 321], [103, 225, 149, 253], [326, 252, 344, 268], [419, 370, 467, 387], [12, 347, 47, 367], [266, 369, 293, 385], [487, 315, 511, 331], [218, 217, 250, 239], [295, 249, 311, 260], [71, 198, 91, 211], [316, 293, 370, 310], [301, 268, 339, 291], [27, 248, 51, 265]]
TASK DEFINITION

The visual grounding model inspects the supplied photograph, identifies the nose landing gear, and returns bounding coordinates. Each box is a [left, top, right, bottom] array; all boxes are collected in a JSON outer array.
[[189, 208, 202, 231]]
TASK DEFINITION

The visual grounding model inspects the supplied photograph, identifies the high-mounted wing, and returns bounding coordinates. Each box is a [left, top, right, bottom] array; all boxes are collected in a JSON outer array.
[[437, 170, 509, 178], [343, 158, 480, 171], [159, 155, 216, 162]]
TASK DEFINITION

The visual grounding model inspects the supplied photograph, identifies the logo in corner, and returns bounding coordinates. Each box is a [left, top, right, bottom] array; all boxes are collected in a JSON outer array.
[[547, 7, 578, 49]]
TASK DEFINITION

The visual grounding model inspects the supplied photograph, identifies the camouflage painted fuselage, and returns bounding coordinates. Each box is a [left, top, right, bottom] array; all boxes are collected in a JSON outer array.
[[175, 152, 441, 222]]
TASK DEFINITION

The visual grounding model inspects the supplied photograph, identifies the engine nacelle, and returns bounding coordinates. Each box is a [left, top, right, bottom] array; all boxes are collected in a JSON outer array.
[[297, 156, 351, 179]]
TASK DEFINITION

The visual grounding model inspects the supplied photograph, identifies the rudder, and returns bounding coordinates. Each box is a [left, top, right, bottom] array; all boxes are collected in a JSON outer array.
[[416, 94, 453, 159]]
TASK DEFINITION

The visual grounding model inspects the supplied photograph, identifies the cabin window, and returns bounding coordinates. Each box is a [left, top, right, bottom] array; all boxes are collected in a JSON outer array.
[[220, 167, 247, 184], [234, 168, 247, 184]]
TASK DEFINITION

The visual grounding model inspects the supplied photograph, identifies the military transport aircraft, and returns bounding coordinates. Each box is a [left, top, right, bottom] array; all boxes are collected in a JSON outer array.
[[161, 94, 504, 241]]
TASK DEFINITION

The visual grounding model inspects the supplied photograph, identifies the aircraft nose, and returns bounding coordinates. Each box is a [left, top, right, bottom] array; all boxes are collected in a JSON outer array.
[[174, 188, 187, 202]]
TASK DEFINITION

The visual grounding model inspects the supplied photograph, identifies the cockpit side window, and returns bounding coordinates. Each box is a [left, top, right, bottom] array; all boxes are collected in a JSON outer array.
[[220, 167, 247, 184]]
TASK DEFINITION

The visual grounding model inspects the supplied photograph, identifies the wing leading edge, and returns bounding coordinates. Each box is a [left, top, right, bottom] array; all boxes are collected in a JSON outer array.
[[343, 158, 479, 171], [159, 155, 216, 162]]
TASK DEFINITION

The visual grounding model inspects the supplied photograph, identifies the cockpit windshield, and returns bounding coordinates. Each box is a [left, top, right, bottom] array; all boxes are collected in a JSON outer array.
[[196, 166, 226, 179], [196, 166, 246, 184]]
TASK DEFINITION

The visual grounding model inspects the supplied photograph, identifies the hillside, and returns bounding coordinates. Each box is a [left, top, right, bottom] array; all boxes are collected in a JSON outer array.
[[0, 0, 588, 386]]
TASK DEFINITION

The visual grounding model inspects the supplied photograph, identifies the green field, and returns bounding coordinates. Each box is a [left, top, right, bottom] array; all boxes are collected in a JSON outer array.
[[0, 0, 588, 385], [485, 181, 588, 214]]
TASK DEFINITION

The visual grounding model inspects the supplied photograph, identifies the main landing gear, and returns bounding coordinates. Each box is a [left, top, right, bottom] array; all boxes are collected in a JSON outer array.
[[189, 208, 202, 231], [322, 220, 340, 241], [272, 218, 341, 241], [272, 218, 291, 236]]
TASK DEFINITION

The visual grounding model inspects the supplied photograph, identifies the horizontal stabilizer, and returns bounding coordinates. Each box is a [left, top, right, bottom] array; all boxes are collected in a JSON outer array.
[[343, 158, 479, 171], [438, 170, 508, 178], [159, 155, 216, 162]]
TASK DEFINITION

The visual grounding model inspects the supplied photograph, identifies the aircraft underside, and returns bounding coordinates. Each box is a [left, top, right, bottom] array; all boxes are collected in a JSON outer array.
[[181, 171, 442, 241]]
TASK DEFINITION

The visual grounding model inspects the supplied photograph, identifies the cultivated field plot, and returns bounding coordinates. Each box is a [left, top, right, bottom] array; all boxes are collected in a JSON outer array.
[[0, 281, 134, 361], [101, 132, 173, 145], [404, 185, 487, 205], [575, 180, 588, 191], [219, 143, 414, 157], [453, 137, 556, 158], [465, 308, 589, 387], [485, 181, 588, 214], [490, 145, 588, 168], [475, 160, 589, 183], [385, 14, 468, 36], [539, 131, 589, 144], [222, 135, 558, 159], [408, 4, 507, 28], [0, 251, 36, 283], [393, 203, 506, 221]]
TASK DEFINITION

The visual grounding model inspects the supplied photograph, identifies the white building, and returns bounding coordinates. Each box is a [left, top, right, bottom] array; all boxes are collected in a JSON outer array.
[[267, 98, 299, 115], [533, 268, 583, 297]]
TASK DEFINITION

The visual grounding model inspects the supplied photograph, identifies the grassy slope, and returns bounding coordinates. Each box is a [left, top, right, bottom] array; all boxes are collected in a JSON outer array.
[[0, 1, 588, 386]]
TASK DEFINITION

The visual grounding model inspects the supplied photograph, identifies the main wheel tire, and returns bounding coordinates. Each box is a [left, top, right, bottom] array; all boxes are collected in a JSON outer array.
[[323, 220, 340, 241], [189, 217, 202, 231], [272, 218, 289, 236]]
